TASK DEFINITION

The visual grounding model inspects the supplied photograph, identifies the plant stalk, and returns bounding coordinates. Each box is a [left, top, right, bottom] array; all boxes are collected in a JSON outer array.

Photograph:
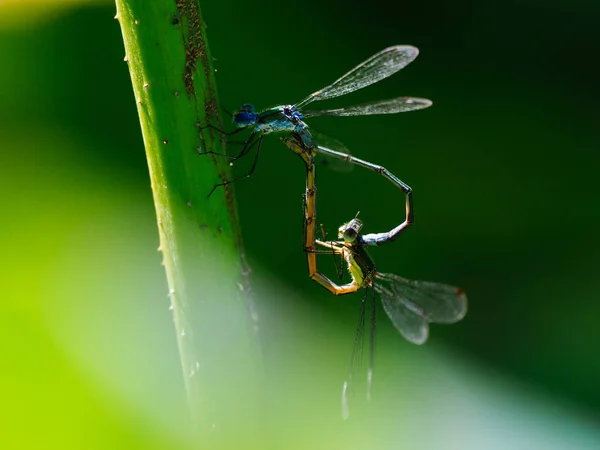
[[115, 1, 262, 446]]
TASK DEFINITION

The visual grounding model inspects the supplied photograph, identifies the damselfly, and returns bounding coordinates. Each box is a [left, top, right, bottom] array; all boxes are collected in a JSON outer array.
[[207, 46, 431, 195], [315, 218, 467, 418], [281, 135, 413, 288]]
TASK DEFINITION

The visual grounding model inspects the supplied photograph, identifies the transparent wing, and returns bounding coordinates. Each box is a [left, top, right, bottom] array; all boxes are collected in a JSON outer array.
[[302, 97, 432, 118], [377, 272, 468, 324], [310, 129, 354, 173], [375, 283, 429, 345], [296, 46, 419, 108]]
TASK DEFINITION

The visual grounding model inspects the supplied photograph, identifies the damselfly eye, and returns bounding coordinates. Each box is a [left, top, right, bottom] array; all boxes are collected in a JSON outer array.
[[233, 104, 256, 127], [343, 228, 358, 243], [342, 218, 363, 242]]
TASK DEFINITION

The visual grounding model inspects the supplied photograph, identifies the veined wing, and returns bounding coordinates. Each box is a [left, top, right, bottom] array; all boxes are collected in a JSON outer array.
[[310, 129, 354, 173], [296, 46, 419, 108], [377, 272, 468, 324], [375, 283, 429, 345], [303, 97, 432, 118]]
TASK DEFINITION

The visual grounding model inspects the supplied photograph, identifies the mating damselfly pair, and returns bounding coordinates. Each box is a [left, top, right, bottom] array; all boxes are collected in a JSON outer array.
[[283, 137, 466, 419], [205, 45, 467, 418]]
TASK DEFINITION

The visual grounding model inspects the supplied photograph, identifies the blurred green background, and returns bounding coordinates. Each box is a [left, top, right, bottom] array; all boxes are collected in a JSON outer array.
[[1, 0, 599, 448]]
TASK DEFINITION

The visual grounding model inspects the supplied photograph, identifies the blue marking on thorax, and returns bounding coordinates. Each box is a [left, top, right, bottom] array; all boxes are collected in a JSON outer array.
[[254, 105, 306, 135], [286, 105, 304, 122]]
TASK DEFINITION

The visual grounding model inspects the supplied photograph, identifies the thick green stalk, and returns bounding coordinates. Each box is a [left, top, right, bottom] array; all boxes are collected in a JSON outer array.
[[115, 1, 262, 446]]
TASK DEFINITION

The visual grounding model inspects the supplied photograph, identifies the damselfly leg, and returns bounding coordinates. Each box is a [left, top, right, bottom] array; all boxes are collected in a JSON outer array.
[[206, 134, 264, 197], [281, 136, 414, 293], [320, 223, 345, 281], [206, 46, 431, 195], [312, 217, 468, 418]]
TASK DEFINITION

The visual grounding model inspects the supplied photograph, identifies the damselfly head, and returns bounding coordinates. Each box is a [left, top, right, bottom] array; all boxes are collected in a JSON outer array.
[[232, 103, 257, 127], [339, 218, 363, 243]]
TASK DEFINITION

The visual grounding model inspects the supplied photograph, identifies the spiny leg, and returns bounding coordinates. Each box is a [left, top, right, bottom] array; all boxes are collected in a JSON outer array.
[[207, 135, 263, 198], [199, 122, 246, 138], [315, 239, 343, 251], [196, 123, 249, 158], [309, 242, 361, 295], [200, 128, 259, 162], [320, 224, 344, 280]]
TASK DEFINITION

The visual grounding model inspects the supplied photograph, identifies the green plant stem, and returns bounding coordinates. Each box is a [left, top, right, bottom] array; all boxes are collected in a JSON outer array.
[[115, 0, 262, 446]]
